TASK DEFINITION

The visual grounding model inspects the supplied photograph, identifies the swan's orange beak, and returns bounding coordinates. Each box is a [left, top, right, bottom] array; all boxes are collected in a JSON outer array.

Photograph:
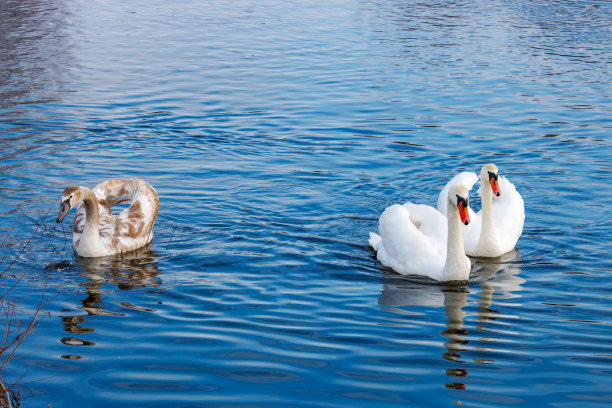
[[489, 176, 501, 197], [458, 201, 470, 225]]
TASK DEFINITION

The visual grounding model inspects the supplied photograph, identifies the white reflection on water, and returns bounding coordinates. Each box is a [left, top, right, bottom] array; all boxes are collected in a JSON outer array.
[[379, 250, 525, 392], [59, 245, 161, 355]]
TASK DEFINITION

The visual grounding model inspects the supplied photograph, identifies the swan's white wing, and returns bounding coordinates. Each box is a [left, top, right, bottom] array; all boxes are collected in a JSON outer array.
[[492, 176, 525, 253], [403, 203, 446, 248], [437, 172, 478, 216], [372, 203, 446, 278]]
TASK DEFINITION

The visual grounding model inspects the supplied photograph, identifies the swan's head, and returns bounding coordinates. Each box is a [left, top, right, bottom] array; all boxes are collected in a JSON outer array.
[[56, 186, 82, 223], [481, 163, 501, 197], [448, 184, 470, 225]]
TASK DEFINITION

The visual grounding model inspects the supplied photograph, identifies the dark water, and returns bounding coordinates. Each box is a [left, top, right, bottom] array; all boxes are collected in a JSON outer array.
[[1, 0, 611, 406]]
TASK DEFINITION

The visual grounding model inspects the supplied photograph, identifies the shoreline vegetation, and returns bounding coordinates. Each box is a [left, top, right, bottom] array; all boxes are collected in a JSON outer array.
[[1, 208, 54, 407]]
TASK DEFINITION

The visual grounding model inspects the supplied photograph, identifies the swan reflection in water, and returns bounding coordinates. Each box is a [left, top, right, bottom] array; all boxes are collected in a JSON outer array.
[[379, 249, 525, 392], [59, 245, 161, 357]]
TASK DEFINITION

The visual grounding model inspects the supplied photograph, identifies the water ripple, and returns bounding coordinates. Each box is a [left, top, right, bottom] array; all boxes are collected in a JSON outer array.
[[1, 0, 611, 407]]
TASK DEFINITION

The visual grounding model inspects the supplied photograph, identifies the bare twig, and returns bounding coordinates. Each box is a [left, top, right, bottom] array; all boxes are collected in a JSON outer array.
[[2, 204, 55, 278], [0, 204, 55, 405], [165, 224, 176, 250]]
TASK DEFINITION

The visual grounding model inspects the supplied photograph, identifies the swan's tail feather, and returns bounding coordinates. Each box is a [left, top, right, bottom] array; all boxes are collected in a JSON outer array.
[[369, 232, 382, 250]]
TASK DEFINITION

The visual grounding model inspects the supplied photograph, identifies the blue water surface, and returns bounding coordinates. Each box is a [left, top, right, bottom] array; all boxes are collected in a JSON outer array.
[[1, 0, 611, 406]]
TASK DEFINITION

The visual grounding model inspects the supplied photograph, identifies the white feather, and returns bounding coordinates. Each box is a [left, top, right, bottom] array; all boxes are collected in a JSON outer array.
[[370, 184, 472, 281], [437, 166, 525, 257]]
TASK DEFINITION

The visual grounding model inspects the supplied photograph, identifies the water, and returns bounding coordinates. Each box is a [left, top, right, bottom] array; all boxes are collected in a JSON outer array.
[[1, 0, 611, 406]]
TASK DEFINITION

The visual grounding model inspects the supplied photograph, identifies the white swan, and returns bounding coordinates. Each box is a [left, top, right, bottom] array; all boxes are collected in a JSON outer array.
[[56, 178, 159, 257], [369, 184, 472, 281], [437, 164, 524, 257]]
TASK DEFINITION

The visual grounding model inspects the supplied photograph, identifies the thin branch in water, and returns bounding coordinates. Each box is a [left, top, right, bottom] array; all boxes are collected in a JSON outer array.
[[0, 203, 56, 405], [2, 204, 55, 278], [135, 282, 186, 293], [0, 209, 23, 267], [0, 210, 22, 251], [165, 224, 177, 250]]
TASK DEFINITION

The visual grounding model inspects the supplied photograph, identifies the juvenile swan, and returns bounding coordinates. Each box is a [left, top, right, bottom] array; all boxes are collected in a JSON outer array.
[[56, 178, 159, 257], [369, 184, 472, 282], [437, 164, 525, 257]]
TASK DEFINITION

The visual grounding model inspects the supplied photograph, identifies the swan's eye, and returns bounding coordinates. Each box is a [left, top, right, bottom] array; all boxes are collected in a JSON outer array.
[[456, 195, 468, 207], [488, 171, 498, 181]]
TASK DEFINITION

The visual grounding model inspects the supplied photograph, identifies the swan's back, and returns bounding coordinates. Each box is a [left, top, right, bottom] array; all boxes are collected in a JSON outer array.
[[371, 203, 447, 280]]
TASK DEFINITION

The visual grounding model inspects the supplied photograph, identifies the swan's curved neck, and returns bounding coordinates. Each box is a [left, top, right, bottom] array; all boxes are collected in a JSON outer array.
[[443, 204, 469, 280], [80, 188, 101, 249], [477, 175, 499, 254]]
